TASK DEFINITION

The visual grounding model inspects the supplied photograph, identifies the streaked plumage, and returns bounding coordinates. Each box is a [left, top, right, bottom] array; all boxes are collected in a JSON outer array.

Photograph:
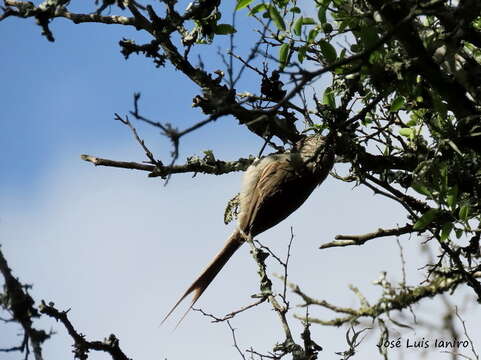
[[161, 135, 334, 326]]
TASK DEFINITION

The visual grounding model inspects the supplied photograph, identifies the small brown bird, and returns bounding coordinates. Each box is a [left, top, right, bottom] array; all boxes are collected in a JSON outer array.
[[161, 134, 334, 325]]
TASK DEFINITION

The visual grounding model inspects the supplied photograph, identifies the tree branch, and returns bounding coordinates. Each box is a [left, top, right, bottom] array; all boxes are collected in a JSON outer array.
[[292, 272, 481, 327], [39, 301, 131, 360], [320, 224, 414, 249], [0, 246, 50, 360], [3, 1, 136, 26], [80, 154, 254, 177]]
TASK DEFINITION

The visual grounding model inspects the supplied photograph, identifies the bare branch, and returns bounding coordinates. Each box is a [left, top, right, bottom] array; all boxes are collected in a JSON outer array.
[[194, 297, 267, 323], [3, 1, 136, 26], [0, 246, 50, 360], [321, 224, 414, 249], [39, 301, 131, 360], [80, 155, 156, 172], [227, 321, 247, 360], [455, 306, 480, 360], [80, 154, 254, 178]]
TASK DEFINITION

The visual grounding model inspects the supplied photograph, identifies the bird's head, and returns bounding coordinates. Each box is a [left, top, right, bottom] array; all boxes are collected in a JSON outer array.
[[295, 133, 335, 177]]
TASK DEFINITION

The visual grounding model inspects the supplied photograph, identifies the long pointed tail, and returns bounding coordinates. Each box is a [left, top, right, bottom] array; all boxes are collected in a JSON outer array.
[[161, 231, 243, 326]]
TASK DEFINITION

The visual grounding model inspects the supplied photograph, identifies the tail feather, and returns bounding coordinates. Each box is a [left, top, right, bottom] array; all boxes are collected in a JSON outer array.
[[161, 231, 243, 326]]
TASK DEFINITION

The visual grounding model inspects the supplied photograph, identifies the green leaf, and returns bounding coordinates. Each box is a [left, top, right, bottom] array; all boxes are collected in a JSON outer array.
[[440, 164, 448, 193], [297, 45, 307, 63], [317, 5, 327, 24], [350, 43, 362, 53], [307, 28, 319, 43], [360, 25, 379, 49], [293, 17, 316, 37], [369, 50, 383, 64], [411, 182, 432, 197], [447, 140, 463, 155], [455, 228, 463, 239], [446, 185, 458, 209], [389, 96, 405, 112], [302, 17, 316, 25], [413, 208, 439, 230], [431, 91, 448, 120], [319, 40, 337, 63], [214, 24, 237, 35], [406, 118, 417, 127], [399, 128, 413, 137], [278, 43, 290, 70], [459, 204, 470, 222], [249, 3, 267, 15], [293, 16, 303, 36], [269, 5, 286, 31], [235, 0, 254, 10], [275, 0, 289, 6], [338, 18, 348, 32], [322, 87, 336, 108], [290, 6, 301, 13], [409, 110, 421, 124], [440, 222, 453, 242], [362, 114, 373, 125]]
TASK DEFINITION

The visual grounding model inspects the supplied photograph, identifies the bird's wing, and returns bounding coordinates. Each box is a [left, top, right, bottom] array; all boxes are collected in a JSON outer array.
[[239, 155, 296, 234]]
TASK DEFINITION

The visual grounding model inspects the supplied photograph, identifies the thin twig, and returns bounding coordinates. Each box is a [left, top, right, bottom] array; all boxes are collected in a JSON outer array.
[[227, 321, 247, 360], [455, 306, 479, 360], [114, 113, 159, 166], [193, 297, 267, 323]]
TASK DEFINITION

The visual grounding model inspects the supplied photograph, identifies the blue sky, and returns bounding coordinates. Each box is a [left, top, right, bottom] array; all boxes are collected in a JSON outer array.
[[0, 2, 260, 195], [1, 2, 480, 360]]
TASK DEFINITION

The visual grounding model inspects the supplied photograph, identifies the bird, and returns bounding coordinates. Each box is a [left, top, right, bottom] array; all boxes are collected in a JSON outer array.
[[161, 134, 335, 326]]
